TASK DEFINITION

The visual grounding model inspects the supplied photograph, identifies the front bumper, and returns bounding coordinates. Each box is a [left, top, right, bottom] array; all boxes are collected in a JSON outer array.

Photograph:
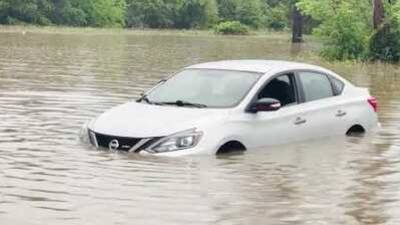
[[86, 129, 210, 156]]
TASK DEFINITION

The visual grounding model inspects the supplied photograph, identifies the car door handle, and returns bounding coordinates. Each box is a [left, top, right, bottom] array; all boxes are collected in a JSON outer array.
[[336, 110, 347, 117], [294, 117, 307, 125]]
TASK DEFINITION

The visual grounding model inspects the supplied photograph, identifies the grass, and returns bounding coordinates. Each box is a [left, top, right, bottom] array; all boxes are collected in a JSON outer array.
[[0, 24, 297, 38]]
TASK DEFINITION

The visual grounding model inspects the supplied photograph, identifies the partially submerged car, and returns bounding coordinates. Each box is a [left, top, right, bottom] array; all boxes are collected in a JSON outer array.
[[82, 60, 379, 156]]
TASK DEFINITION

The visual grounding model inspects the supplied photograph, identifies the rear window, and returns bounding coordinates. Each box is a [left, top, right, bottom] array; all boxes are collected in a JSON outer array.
[[299, 72, 334, 102], [330, 77, 345, 95]]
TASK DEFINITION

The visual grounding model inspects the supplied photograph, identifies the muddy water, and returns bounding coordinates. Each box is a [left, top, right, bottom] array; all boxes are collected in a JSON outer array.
[[0, 30, 400, 225]]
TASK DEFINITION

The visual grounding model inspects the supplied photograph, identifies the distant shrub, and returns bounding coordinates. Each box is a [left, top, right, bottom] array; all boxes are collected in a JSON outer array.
[[297, 0, 371, 61], [314, 8, 369, 60], [214, 21, 249, 35], [368, 21, 400, 62], [269, 20, 286, 31], [265, 4, 289, 31]]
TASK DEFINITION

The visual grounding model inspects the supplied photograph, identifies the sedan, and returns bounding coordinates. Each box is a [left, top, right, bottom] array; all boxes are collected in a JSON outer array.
[[82, 60, 379, 156]]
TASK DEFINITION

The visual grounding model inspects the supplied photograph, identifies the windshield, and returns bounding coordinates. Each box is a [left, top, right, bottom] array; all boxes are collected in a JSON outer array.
[[145, 69, 262, 108]]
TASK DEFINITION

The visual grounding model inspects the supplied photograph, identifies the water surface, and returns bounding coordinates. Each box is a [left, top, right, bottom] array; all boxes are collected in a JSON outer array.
[[0, 30, 400, 225]]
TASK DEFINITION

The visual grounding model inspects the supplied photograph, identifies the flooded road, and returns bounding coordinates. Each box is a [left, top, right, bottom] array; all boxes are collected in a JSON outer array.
[[0, 30, 400, 224]]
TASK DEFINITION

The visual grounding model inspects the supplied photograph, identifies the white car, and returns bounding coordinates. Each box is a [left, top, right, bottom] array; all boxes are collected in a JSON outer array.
[[83, 60, 379, 156]]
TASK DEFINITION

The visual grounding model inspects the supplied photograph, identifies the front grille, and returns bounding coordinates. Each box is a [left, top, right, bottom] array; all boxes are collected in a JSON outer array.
[[88, 130, 161, 152]]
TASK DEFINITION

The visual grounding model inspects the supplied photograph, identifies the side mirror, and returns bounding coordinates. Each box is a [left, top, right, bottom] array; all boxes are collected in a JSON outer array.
[[249, 98, 281, 113]]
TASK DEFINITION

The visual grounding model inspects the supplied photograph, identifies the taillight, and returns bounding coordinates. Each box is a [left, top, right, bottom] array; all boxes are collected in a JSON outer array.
[[368, 97, 378, 112]]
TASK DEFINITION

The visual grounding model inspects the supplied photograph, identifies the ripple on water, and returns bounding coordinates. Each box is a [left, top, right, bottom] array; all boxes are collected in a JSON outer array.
[[0, 31, 400, 225]]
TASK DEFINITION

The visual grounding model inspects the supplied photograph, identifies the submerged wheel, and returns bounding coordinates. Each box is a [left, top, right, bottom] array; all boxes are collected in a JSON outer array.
[[217, 141, 246, 155], [346, 125, 366, 136]]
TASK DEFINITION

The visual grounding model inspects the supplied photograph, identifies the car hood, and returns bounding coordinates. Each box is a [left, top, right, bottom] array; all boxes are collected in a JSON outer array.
[[92, 101, 229, 137]]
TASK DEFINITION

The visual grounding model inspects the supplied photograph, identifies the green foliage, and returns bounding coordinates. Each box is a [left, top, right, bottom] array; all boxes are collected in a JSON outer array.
[[263, 2, 289, 31], [316, 8, 369, 60], [317, 23, 366, 60], [89, 0, 126, 27], [175, 0, 219, 29], [125, 0, 175, 28], [368, 20, 400, 62], [216, 0, 263, 28], [0, 0, 126, 27], [217, 0, 237, 21], [298, 0, 400, 62], [51, 0, 88, 26], [214, 20, 249, 35], [0, 0, 52, 25], [235, 0, 263, 28], [0, 0, 297, 31], [297, 0, 372, 60], [390, 0, 400, 25], [125, 0, 218, 29], [74, 0, 126, 27]]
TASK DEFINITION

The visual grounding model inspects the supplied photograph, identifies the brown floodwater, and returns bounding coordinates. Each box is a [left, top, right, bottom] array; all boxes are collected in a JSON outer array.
[[0, 30, 400, 225]]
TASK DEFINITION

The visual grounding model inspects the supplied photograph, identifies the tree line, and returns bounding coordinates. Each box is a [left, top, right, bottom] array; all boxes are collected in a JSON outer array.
[[1, 0, 399, 62], [0, 0, 296, 30]]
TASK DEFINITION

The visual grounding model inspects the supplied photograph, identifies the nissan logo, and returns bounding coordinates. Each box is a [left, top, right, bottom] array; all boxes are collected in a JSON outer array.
[[109, 139, 120, 151]]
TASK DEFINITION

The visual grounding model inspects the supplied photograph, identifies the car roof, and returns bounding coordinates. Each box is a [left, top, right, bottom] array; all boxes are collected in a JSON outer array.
[[186, 60, 327, 74]]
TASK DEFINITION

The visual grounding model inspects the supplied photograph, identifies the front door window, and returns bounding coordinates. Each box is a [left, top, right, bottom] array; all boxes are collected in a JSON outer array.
[[257, 74, 297, 107]]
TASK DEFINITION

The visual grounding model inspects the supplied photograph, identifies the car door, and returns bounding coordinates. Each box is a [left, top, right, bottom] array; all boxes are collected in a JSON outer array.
[[242, 73, 310, 148], [295, 71, 348, 139]]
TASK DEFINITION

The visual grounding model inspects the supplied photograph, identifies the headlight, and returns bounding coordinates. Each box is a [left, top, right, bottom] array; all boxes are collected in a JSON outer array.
[[146, 129, 203, 153]]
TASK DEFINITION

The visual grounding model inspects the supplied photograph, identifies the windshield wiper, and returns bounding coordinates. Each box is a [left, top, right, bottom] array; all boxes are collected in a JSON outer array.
[[155, 100, 208, 108], [138, 94, 157, 105]]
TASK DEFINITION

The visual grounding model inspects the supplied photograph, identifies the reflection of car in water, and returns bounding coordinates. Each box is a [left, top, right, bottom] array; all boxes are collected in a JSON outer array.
[[82, 60, 379, 156]]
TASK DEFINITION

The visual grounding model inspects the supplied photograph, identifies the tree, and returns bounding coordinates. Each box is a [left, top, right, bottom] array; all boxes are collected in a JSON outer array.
[[0, 0, 52, 25], [175, 0, 218, 29], [235, 0, 263, 28], [297, 0, 372, 60], [373, 0, 385, 29], [216, 0, 237, 21], [368, 0, 400, 61], [79, 0, 126, 27], [0, 0, 126, 27], [125, 0, 217, 29], [125, 0, 175, 28], [292, 4, 303, 42], [51, 0, 87, 26], [369, 21, 400, 61]]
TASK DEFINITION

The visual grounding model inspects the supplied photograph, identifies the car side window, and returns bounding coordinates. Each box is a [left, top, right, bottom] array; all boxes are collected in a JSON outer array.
[[257, 74, 297, 106], [298, 72, 334, 102]]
